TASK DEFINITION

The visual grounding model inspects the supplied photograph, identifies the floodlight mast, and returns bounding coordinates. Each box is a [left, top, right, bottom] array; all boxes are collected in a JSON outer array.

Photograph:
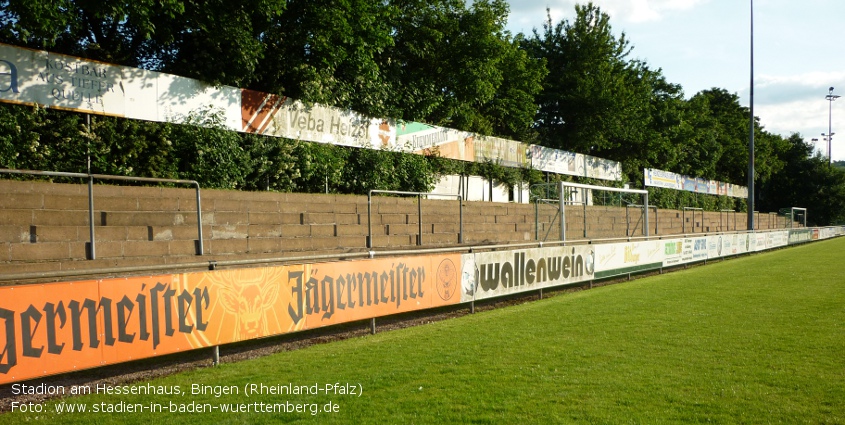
[[824, 87, 840, 166], [747, 0, 755, 231]]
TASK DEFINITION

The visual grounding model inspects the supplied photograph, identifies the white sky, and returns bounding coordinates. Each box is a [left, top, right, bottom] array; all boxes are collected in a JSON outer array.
[[504, 0, 845, 161]]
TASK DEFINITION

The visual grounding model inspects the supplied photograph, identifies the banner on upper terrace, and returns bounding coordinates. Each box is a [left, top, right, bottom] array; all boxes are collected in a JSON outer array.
[[644, 168, 748, 198], [527, 145, 623, 181], [0, 42, 623, 181], [0, 42, 243, 128], [0, 254, 460, 384]]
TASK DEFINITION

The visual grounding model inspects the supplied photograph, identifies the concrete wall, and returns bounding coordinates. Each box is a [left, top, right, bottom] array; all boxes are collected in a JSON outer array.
[[0, 179, 792, 277]]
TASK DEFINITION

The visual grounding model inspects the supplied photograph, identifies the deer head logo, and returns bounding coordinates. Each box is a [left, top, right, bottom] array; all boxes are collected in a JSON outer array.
[[216, 268, 283, 341]]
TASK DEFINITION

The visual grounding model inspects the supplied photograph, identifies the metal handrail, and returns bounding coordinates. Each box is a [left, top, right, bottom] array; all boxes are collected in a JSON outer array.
[[682, 207, 703, 234], [0, 168, 204, 257], [790, 207, 807, 228], [560, 182, 650, 241], [534, 198, 559, 242], [367, 190, 462, 248], [0, 226, 799, 284], [626, 204, 658, 236], [719, 209, 737, 232]]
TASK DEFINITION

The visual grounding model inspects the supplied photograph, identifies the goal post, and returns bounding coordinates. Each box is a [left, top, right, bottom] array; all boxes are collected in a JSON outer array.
[[558, 181, 650, 241]]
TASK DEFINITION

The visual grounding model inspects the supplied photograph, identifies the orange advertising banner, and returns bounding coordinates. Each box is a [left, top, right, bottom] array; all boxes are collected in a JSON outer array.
[[0, 254, 460, 384]]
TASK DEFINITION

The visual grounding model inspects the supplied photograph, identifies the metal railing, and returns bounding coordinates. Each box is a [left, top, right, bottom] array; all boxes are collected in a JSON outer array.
[[720, 209, 737, 232], [534, 198, 587, 241], [768, 212, 779, 229], [367, 190, 462, 248], [534, 198, 560, 242], [682, 207, 703, 234], [560, 182, 649, 241], [626, 204, 658, 236], [0, 168, 204, 258], [790, 207, 807, 228]]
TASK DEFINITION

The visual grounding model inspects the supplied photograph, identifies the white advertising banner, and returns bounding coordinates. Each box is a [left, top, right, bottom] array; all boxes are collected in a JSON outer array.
[[594, 240, 663, 279], [474, 135, 527, 168], [528, 145, 581, 176], [454, 228, 838, 305], [585, 155, 623, 181], [643, 168, 681, 190], [662, 238, 684, 267], [644, 168, 747, 199], [1, 42, 626, 182], [0, 42, 127, 116], [240, 93, 394, 148], [461, 245, 595, 302], [706, 235, 723, 258], [527, 145, 622, 181]]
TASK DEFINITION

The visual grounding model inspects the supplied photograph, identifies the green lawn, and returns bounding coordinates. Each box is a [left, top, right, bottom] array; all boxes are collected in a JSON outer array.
[[4, 238, 844, 424]]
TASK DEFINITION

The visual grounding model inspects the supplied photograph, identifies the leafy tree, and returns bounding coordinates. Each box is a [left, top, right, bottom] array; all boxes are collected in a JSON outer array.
[[169, 107, 251, 189], [758, 134, 845, 225], [0, 103, 88, 173], [525, 3, 640, 155], [383, 0, 543, 139], [254, 0, 394, 115], [241, 133, 300, 192], [477, 32, 547, 142], [0, 0, 184, 66], [0, 0, 284, 87]]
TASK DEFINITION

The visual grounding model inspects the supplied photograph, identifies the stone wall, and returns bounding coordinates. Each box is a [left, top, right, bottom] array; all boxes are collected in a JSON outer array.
[[0, 179, 790, 278]]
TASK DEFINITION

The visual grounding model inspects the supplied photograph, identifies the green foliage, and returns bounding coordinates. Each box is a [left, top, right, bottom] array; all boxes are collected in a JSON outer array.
[[2, 0, 845, 221], [758, 134, 845, 225], [255, 0, 395, 114], [0, 103, 88, 173], [338, 146, 439, 194], [86, 115, 177, 178], [241, 133, 300, 192], [167, 107, 251, 189], [289, 142, 349, 194], [525, 3, 640, 155]]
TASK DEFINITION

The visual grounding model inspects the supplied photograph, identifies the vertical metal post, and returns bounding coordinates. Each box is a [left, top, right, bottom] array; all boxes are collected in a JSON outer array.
[[748, 0, 756, 232], [86, 114, 91, 174], [370, 318, 376, 335], [644, 192, 650, 237], [417, 194, 423, 246], [535, 200, 539, 241], [559, 181, 566, 242], [195, 183, 204, 255], [367, 191, 373, 248], [458, 196, 464, 243], [212, 346, 220, 365], [582, 190, 587, 238], [87, 175, 96, 260]]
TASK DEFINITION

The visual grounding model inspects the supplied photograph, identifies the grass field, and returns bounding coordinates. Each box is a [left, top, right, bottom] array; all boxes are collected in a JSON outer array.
[[3, 238, 844, 424]]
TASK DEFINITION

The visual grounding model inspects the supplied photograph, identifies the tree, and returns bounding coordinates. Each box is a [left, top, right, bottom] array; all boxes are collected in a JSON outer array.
[[382, 0, 543, 139], [758, 134, 845, 225], [254, 0, 395, 116], [525, 3, 638, 154], [0, 0, 285, 87], [525, 3, 699, 186]]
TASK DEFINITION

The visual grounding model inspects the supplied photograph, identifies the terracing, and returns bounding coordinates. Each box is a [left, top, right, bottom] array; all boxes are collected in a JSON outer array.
[[0, 178, 789, 282]]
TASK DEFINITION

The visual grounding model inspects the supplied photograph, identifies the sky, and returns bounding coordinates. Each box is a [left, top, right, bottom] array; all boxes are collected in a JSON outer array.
[[503, 0, 845, 161]]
